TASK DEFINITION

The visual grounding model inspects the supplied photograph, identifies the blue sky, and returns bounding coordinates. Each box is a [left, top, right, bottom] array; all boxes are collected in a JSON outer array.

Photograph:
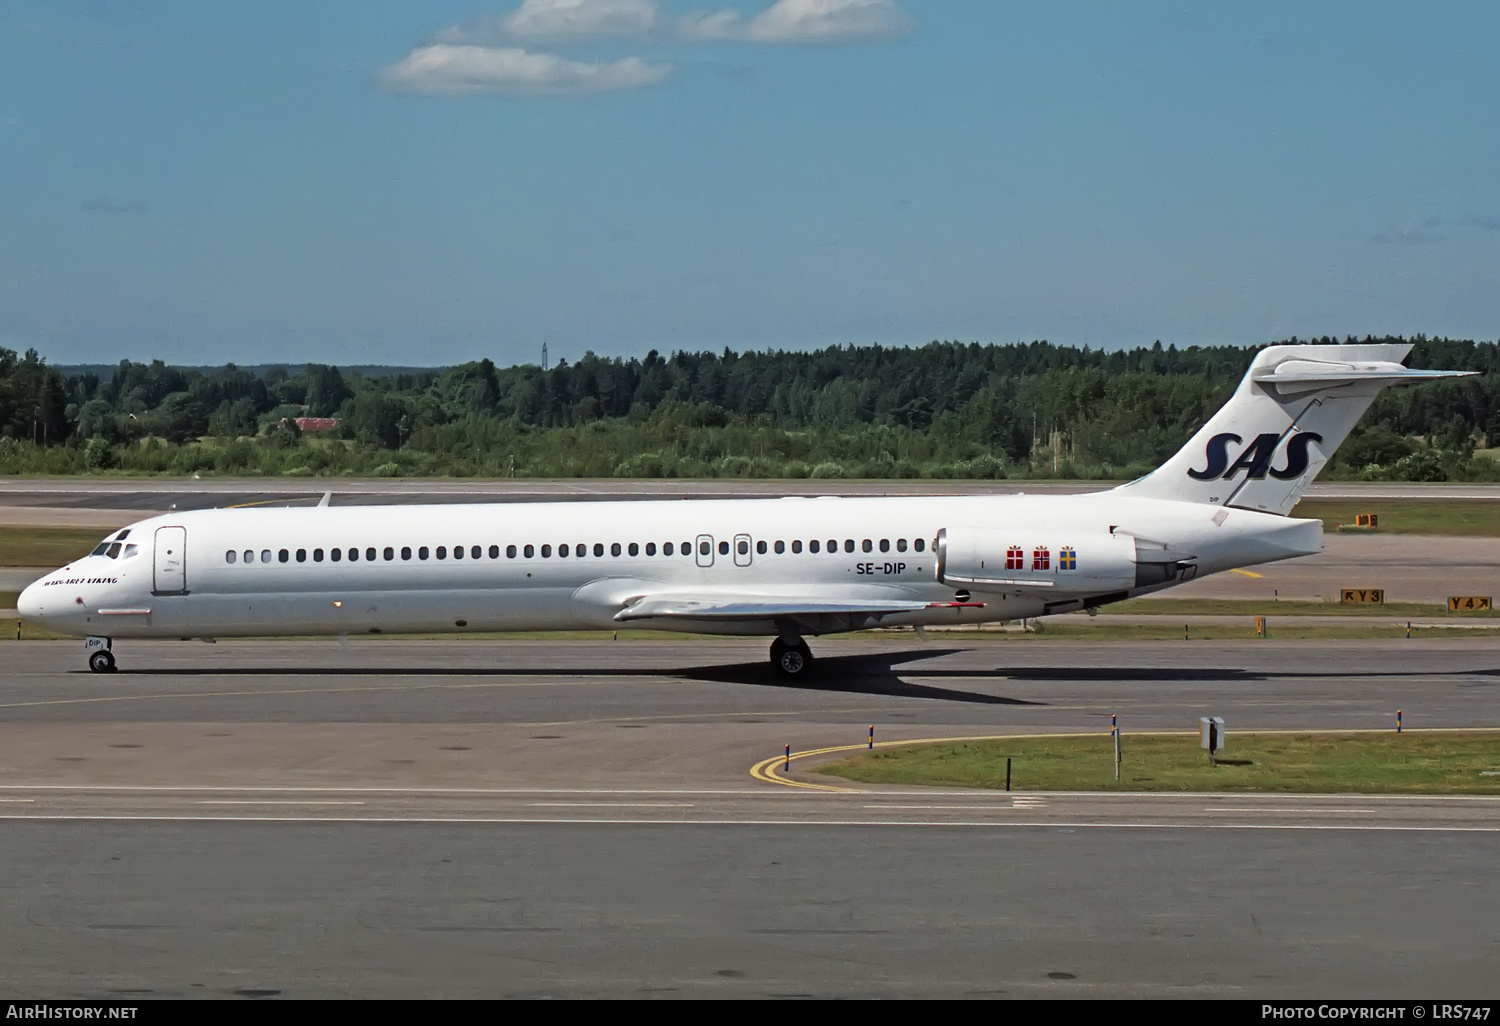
[[2, 0, 1497, 367]]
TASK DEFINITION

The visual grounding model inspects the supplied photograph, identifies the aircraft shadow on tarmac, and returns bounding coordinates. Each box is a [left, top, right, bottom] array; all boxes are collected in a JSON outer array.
[[104, 648, 1041, 706], [680, 650, 1043, 705], [99, 652, 1499, 704]]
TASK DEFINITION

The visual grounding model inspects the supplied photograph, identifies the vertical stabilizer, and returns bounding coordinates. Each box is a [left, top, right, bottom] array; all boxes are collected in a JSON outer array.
[[1117, 344, 1471, 515]]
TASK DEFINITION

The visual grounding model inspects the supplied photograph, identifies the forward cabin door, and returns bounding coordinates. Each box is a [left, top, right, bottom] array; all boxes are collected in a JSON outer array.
[[153, 526, 187, 594]]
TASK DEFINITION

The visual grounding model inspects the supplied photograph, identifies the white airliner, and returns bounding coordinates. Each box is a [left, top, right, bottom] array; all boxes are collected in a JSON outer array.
[[18, 343, 1469, 676]]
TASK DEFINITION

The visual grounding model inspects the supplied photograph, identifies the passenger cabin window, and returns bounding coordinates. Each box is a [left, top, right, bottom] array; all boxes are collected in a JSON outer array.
[[828, 539, 837, 552], [757, 541, 767, 554], [348, 548, 359, 562], [739, 540, 750, 556], [383, 547, 394, 561], [401, 547, 411, 560], [699, 541, 711, 557], [419, 546, 429, 559], [314, 548, 324, 562], [791, 540, 801, 553], [471, 546, 481, 559], [436, 546, 447, 559], [717, 541, 729, 556], [611, 543, 622, 557], [297, 549, 307, 563], [262, 550, 272, 563], [646, 542, 657, 556], [809, 540, 819, 553], [774, 540, 784, 554], [879, 539, 890, 552], [365, 547, 377, 562], [663, 542, 673, 556], [489, 545, 500, 558], [331, 548, 342, 562], [594, 543, 604, 557], [523, 544, 534, 558], [539, 545, 551, 558], [243, 549, 254, 564], [915, 538, 926, 552], [681, 541, 691, 555], [896, 538, 907, 552], [226, 550, 237, 564], [862, 539, 872, 553], [506, 545, 517, 558], [557, 543, 568, 558]]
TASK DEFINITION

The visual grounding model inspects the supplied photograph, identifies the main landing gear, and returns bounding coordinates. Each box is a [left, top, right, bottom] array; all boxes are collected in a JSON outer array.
[[770, 636, 814, 678]]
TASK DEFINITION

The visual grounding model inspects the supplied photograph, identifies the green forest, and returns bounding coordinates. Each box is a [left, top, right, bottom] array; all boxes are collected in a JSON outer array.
[[1, 336, 1497, 481]]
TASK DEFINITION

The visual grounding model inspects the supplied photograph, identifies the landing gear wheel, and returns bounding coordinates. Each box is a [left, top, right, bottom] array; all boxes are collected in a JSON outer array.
[[88, 650, 116, 674], [770, 638, 813, 678]]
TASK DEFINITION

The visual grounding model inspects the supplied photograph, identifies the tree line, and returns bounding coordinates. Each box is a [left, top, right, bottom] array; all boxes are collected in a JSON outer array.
[[0, 336, 1496, 481]]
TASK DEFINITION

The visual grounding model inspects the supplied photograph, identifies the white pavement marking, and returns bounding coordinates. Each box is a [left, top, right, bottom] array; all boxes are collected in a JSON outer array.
[[195, 800, 366, 806], [0, 814, 1498, 831], [526, 802, 696, 808], [1210, 807, 1395, 814]]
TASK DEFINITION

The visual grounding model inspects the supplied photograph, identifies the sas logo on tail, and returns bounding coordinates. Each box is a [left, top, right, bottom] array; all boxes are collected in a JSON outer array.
[[1188, 431, 1324, 481]]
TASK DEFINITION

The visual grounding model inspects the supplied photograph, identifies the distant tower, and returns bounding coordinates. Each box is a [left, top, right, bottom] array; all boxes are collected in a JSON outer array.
[[541, 343, 549, 371]]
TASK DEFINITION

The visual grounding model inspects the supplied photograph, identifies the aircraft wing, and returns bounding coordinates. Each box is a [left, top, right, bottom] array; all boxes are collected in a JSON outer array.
[[614, 595, 980, 623]]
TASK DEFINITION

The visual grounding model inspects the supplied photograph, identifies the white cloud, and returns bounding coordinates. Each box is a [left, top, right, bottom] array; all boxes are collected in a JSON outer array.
[[470, 0, 661, 41], [680, 0, 913, 43], [381, 44, 671, 96]]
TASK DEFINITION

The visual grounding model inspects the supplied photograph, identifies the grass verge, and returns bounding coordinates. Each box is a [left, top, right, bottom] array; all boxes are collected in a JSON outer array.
[[1290, 499, 1500, 536], [0, 527, 117, 567], [1106, 598, 1494, 618], [817, 731, 1500, 794], [1024, 622, 1497, 641]]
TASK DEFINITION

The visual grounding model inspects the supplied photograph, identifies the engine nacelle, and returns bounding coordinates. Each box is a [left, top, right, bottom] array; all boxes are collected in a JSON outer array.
[[936, 527, 1166, 595]]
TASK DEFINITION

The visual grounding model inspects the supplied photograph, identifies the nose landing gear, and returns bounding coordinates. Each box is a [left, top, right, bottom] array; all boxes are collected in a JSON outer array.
[[85, 636, 116, 673], [770, 636, 814, 678]]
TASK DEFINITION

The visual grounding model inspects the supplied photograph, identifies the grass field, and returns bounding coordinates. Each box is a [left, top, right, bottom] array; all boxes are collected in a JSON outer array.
[[1290, 499, 1500, 535], [0, 527, 117, 567], [1029, 621, 1498, 641], [1108, 597, 1494, 617], [817, 731, 1500, 794]]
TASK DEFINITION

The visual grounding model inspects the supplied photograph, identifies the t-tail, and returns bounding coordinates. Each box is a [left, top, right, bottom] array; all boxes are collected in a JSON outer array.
[[1117, 343, 1472, 515]]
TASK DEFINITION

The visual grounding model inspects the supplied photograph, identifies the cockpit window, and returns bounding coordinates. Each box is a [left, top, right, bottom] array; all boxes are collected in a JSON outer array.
[[115, 529, 131, 541], [123, 544, 139, 559], [91, 543, 111, 556], [105, 543, 122, 558]]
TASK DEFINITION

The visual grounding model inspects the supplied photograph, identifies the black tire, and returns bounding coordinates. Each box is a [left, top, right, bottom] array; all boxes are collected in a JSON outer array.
[[88, 650, 116, 674], [771, 639, 813, 678]]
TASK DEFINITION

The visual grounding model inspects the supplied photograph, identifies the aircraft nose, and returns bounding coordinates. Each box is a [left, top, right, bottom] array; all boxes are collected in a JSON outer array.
[[17, 579, 47, 621]]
